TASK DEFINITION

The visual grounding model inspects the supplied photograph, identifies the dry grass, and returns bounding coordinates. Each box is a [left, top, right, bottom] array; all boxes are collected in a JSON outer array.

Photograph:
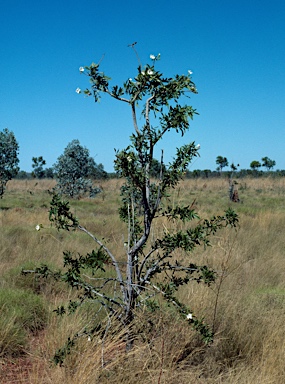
[[1, 176, 285, 383]]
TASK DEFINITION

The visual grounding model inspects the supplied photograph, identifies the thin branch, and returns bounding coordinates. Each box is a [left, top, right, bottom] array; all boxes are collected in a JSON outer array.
[[104, 88, 130, 103], [131, 102, 141, 135], [74, 280, 124, 309], [137, 248, 157, 281], [77, 225, 126, 300]]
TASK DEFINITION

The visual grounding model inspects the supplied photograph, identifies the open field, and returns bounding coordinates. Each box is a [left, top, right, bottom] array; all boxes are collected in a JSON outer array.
[[1, 177, 285, 383]]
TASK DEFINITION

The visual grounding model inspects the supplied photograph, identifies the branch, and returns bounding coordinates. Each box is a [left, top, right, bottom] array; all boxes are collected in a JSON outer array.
[[73, 280, 124, 309], [137, 248, 157, 281], [77, 225, 126, 300], [104, 88, 130, 103], [131, 102, 141, 135]]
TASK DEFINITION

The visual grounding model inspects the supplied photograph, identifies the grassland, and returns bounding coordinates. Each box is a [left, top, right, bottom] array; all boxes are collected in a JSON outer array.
[[1, 177, 285, 383]]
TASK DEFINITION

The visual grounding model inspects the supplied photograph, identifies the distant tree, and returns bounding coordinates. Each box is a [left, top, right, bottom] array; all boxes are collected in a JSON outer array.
[[88, 162, 108, 179], [261, 156, 276, 171], [193, 169, 201, 178], [250, 160, 261, 171], [32, 156, 46, 179], [149, 158, 166, 178], [203, 169, 211, 178], [53, 139, 101, 198], [0, 128, 19, 198], [15, 170, 31, 179], [216, 156, 228, 174], [44, 167, 54, 179]]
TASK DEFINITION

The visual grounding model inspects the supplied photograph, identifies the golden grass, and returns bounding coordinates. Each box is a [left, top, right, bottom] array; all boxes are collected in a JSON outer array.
[[1, 176, 285, 383]]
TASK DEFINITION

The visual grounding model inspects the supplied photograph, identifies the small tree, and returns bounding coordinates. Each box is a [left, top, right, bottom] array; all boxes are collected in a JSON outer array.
[[26, 52, 238, 363], [0, 128, 19, 198], [53, 139, 101, 198], [32, 156, 46, 179], [216, 156, 228, 174], [261, 156, 276, 171], [250, 160, 261, 171]]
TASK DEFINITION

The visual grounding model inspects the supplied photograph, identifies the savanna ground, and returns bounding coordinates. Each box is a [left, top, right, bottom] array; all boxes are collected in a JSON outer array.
[[1, 176, 285, 383]]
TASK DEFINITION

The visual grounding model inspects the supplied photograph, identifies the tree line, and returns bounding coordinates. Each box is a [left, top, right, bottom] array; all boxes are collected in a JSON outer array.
[[0, 127, 283, 198]]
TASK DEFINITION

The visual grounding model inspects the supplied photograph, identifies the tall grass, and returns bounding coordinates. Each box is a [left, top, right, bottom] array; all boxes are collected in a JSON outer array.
[[1, 177, 285, 383]]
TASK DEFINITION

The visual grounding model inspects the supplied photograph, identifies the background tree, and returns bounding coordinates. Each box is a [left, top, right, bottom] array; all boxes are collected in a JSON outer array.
[[216, 156, 228, 174], [149, 158, 166, 178], [250, 160, 261, 171], [53, 139, 101, 198], [203, 169, 212, 178], [44, 167, 54, 179], [28, 53, 238, 363], [88, 162, 108, 179], [262, 156, 276, 171], [0, 128, 19, 198], [32, 156, 46, 179]]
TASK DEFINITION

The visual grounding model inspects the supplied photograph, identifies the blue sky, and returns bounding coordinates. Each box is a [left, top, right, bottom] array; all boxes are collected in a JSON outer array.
[[1, 0, 285, 172]]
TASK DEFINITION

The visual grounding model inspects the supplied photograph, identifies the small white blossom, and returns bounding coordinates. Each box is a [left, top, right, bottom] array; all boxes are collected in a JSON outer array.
[[147, 70, 154, 75], [75, 87, 81, 94], [87, 335, 91, 342], [128, 78, 132, 82], [150, 54, 156, 60], [127, 156, 132, 162], [195, 144, 201, 150], [35, 225, 41, 231], [188, 70, 193, 75], [186, 313, 193, 320], [141, 71, 145, 75], [79, 66, 85, 73]]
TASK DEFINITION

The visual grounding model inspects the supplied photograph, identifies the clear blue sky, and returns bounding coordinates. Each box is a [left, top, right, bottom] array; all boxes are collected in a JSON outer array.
[[1, 0, 285, 172]]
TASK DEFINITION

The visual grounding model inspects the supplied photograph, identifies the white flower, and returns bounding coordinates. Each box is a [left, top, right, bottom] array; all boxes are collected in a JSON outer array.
[[127, 156, 132, 162], [147, 70, 154, 75], [35, 225, 41, 231], [195, 144, 201, 150], [188, 70, 193, 75], [141, 71, 145, 75], [128, 78, 132, 82], [150, 54, 156, 60], [79, 66, 85, 73], [87, 335, 91, 342], [186, 313, 193, 320], [75, 87, 81, 94]]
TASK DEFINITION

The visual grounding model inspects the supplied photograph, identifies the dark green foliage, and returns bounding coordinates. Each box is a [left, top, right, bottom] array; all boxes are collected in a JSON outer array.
[[49, 193, 79, 230], [216, 156, 228, 173], [53, 337, 76, 366], [250, 160, 261, 170], [0, 128, 19, 198], [32, 156, 46, 179], [262, 156, 276, 171]]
